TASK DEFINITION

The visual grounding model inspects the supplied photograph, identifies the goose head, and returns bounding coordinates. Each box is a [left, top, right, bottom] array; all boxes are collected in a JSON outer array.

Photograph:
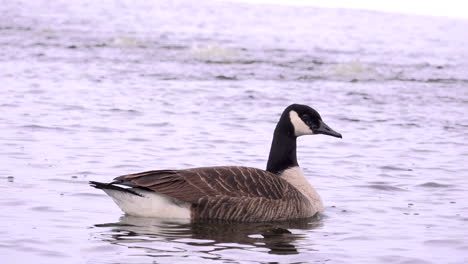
[[284, 104, 342, 138], [267, 104, 341, 174]]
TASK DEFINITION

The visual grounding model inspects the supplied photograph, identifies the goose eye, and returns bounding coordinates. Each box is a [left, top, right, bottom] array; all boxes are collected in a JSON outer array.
[[301, 114, 313, 126]]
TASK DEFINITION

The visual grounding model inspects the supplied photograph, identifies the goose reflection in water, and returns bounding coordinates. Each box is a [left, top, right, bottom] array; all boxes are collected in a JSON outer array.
[[94, 215, 322, 256]]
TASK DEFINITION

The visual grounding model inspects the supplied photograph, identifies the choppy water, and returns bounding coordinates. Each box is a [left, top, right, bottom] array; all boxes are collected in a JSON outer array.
[[1, 0, 468, 263]]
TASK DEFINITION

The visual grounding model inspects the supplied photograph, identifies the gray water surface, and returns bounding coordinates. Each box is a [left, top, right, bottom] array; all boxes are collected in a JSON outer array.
[[1, 0, 468, 263]]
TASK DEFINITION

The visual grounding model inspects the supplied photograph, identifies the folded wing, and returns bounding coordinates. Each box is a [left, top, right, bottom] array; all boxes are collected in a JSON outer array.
[[113, 166, 312, 221]]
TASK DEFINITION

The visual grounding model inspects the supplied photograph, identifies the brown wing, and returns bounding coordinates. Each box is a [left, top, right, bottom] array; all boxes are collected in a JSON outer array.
[[113, 166, 314, 221], [113, 166, 288, 203]]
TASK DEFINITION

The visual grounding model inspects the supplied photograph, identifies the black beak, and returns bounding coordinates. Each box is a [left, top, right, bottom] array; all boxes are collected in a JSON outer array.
[[315, 120, 342, 138]]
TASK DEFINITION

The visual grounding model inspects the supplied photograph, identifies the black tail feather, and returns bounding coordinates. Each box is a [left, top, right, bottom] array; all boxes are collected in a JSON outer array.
[[89, 181, 143, 197]]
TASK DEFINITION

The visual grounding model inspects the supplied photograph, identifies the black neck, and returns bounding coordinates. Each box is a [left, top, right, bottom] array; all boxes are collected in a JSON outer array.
[[266, 112, 298, 174]]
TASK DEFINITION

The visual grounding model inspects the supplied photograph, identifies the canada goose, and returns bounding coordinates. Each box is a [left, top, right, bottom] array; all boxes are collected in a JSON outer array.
[[90, 104, 342, 222]]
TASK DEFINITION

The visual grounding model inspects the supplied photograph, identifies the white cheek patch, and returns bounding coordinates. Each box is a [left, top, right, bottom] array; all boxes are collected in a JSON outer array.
[[289, 111, 313, 136]]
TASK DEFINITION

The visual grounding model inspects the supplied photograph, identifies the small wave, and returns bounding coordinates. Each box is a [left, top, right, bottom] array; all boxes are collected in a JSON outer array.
[[410, 148, 438, 153], [30, 206, 65, 213], [417, 182, 452, 188], [1, 200, 25, 206], [345, 91, 369, 97], [160, 45, 186, 50], [111, 36, 141, 48], [89, 126, 118, 133], [356, 184, 407, 192], [0, 103, 18, 107], [108, 108, 142, 115], [0, 26, 31, 31], [215, 75, 237, 80], [315, 47, 358, 55], [139, 122, 171, 127], [75, 171, 96, 175], [338, 117, 361, 122], [191, 43, 239, 63], [127, 137, 149, 142], [395, 77, 468, 84], [380, 165, 413, 171], [94, 43, 108, 48], [296, 75, 320, 81], [324, 60, 382, 82], [392, 122, 421, 128], [20, 124, 69, 132], [341, 235, 374, 241], [112, 164, 141, 169], [424, 239, 461, 246], [238, 60, 259, 64], [26, 89, 45, 94], [61, 105, 86, 111]]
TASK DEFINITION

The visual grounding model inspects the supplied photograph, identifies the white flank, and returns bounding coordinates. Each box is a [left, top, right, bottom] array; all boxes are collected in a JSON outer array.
[[280, 166, 324, 213], [103, 189, 191, 219], [289, 111, 313, 136]]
